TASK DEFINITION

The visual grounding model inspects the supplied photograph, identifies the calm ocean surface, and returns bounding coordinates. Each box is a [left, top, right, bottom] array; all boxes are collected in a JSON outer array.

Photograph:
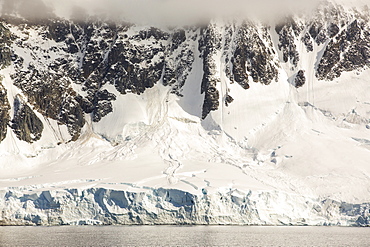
[[0, 225, 369, 247]]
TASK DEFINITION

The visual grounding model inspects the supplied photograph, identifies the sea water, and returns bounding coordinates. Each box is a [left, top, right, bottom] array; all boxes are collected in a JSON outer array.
[[0, 225, 369, 246]]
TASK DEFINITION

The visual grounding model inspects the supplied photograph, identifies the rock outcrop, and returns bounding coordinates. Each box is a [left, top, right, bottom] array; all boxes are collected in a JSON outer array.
[[0, 81, 10, 142], [317, 19, 370, 80], [0, 1, 369, 143], [11, 95, 43, 143], [198, 24, 222, 119], [294, 70, 306, 88]]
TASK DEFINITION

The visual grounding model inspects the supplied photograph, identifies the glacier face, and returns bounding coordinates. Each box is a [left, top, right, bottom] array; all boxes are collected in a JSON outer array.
[[1, 187, 369, 226], [0, 0, 370, 225]]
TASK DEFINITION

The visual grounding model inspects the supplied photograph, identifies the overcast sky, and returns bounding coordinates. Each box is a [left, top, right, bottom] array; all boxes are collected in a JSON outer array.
[[0, 0, 368, 25]]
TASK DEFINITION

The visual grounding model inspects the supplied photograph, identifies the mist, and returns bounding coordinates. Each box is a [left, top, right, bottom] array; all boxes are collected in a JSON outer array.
[[0, 0, 366, 25]]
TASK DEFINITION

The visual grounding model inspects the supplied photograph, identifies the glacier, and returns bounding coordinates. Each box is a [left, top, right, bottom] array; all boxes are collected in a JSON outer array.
[[0, 0, 370, 226], [1, 187, 370, 226]]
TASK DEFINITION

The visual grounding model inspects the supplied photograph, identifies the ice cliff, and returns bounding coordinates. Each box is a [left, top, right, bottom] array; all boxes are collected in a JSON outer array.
[[1, 188, 370, 226]]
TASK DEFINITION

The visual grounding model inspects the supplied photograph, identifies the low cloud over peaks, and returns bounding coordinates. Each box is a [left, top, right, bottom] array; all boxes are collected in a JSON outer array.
[[1, 0, 363, 25]]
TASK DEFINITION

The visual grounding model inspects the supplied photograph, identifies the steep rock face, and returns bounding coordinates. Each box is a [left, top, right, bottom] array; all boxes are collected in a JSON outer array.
[[8, 20, 197, 135], [0, 19, 12, 142], [11, 68, 84, 141], [104, 27, 167, 95], [300, 3, 345, 54], [198, 21, 279, 118], [0, 1, 368, 144], [0, 81, 10, 142], [162, 28, 195, 95], [317, 19, 370, 80], [275, 18, 301, 67], [294, 70, 306, 88], [0, 21, 12, 69], [231, 22, 279, 86], [11, 95, 43, 143], [9, 21, 85, 141], [198, 24, 222, 119]]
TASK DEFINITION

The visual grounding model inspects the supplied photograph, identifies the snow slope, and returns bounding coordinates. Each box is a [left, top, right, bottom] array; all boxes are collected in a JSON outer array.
[[0, 1, 370, 226], [1, 64, 370, 225]]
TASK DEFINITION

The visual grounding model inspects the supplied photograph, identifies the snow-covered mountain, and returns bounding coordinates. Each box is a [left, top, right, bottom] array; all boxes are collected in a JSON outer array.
[[0, 0, 370, 225]]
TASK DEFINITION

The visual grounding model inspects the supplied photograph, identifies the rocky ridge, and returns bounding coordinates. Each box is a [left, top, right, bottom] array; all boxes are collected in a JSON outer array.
[[0, 1, 368, 145]]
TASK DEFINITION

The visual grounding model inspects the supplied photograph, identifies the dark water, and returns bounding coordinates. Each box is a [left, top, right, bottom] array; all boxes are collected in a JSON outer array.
[[0, 225, 369, 247]]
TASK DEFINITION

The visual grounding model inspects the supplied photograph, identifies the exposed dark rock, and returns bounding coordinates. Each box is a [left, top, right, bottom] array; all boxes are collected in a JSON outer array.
[[12, 68, 85, 141], [309, 22, 321, 40], [75, 95, 94, 114], [346, 20, 361, 42], [163, 28, 195, 94], [225, 94, 234, 107], [315, 32, 328, 45], [0, 81, 10, 142], [231, 45, 250, 89], [0, 23, 12, 143], [328, 23, 340, 38], [92, 100, 113, 122], [224, 25, 235, 82], [316, 39, 341, 80], [171, 29, 186, 51], [58, 96, 85, 141], [317, 19, 370, 80], [48, 19, 70, 42], [136, 27, 169, 41], [0, 22, 13, 68], [308, 21, 328, 45], [198, 22, 279, 119], [11, 95, 43, 143], [225, 23, 279, 95], [275, 19, 300, 66], [105, 29, 166, 95], [0, 0, 369, 142], [302, 33, 313, 52], [90, 89, 116, 122], [233, 23, 278, 85], [198, 24, 222, 119], [308, 2, 344, 46], [294, 70, 306, 88]]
